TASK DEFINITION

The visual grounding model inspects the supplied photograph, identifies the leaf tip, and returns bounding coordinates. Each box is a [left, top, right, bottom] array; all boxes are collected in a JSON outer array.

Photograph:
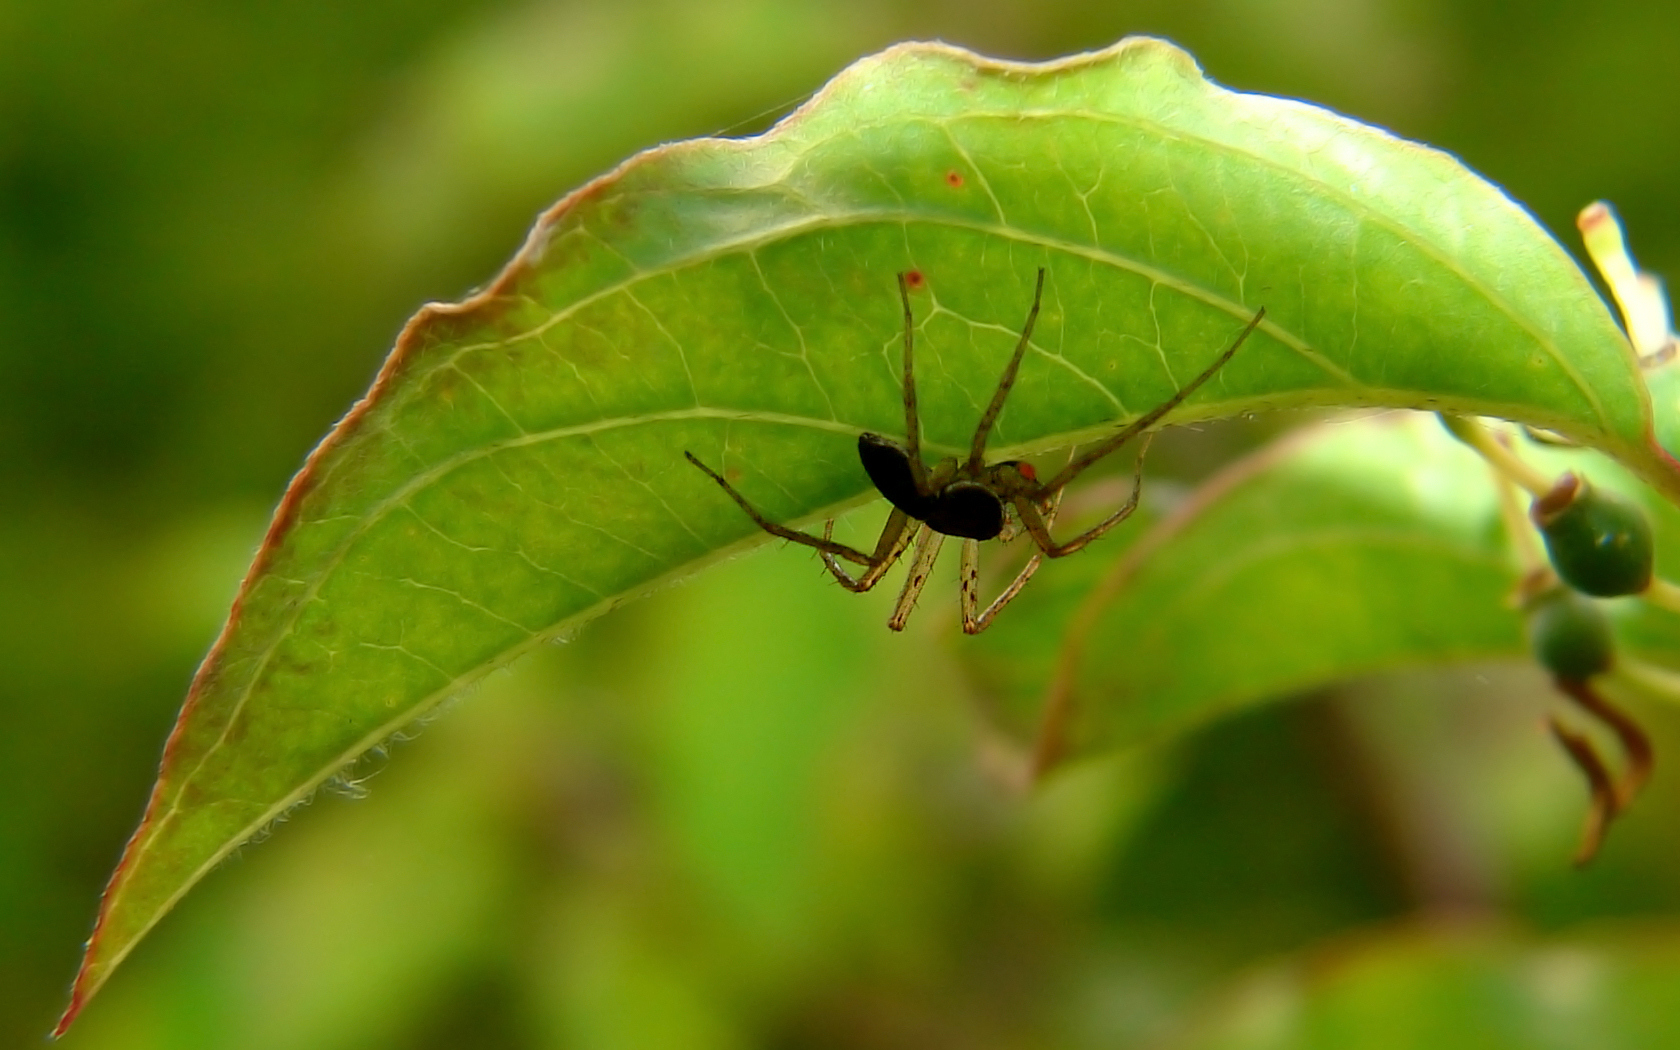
[[50, 990, 85, 1040], [51, 938, 104, 1039], [1578, 200, 1674, 362], [48, 754, 179, 1039]]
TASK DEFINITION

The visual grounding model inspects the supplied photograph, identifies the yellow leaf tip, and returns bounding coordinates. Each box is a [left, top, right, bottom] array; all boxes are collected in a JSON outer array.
[[1577, 200, 1674, 362]]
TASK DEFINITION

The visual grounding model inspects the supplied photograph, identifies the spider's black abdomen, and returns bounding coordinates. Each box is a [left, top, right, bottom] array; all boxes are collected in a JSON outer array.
[[859, 433, 1005, 540], [926, 483, 1005, 541], [858, 433, 934, 519]]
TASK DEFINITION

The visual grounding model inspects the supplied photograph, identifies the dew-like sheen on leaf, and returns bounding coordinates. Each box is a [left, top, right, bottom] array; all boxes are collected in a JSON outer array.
[[57, 35, 1680, 1032]]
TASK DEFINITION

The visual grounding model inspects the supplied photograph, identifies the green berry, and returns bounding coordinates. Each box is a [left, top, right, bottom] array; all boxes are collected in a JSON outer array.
[[1525, 587, 1615, 682], [1531, 472, 1654, 597]]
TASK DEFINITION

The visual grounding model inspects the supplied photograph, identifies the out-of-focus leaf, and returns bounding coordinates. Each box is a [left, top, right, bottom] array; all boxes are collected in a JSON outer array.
[[58, 35, 1680, 1029], [1165, 922, 1680, 1050], [964, 415, 1680, 759]]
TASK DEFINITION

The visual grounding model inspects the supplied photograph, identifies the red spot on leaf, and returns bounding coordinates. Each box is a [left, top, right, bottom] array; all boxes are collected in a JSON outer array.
[[946, 170, 964, 188], [905, 270, 925, 291]]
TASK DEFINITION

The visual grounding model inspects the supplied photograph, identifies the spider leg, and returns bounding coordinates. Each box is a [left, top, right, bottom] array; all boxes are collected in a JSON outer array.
[[959, 487, 1064, 634], [959, 539, 1043, 635], [967, 267, 1047, 475], [819, 510, 917, 592], [1035, 307, 1266, 496], [896, 273, 930, 492], [1015, 433, 1153, 558], [685, 451, 874, 566], [887, 524, 945, 631]]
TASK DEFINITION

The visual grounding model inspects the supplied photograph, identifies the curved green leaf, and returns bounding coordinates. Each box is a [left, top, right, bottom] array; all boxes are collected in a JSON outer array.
[[964, 415, 1505, 753], [58, 35, 1680, 1030]]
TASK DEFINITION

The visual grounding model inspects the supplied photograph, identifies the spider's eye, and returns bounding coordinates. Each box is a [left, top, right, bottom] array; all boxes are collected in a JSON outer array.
[[998, 460, 1036, 482]]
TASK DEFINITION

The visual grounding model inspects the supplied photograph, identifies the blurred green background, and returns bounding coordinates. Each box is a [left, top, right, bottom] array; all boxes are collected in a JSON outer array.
[[7, 1, 1680, 1047]]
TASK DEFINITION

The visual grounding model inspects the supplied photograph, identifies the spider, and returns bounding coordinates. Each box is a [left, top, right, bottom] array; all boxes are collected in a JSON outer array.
[[685, 268, 1266, 633]]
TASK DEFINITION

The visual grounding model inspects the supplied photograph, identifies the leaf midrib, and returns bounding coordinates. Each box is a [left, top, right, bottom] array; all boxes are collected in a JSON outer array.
[[440, 210, 1353, 390]]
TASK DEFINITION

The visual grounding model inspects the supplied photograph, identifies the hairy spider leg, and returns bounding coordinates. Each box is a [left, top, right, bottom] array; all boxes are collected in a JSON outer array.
[[887, 524, 946, 631], [1007, 433, 1153, 559], [966, 268, 1047, 476], [895, 272, 931, 494], [683, 451, 876, 567], [1034, 307, 1267, 499], [817, 452, 966, 592], [958, 485, 1065, 634], [992, 307, 1266, 561], [818, 511, 918, 592]]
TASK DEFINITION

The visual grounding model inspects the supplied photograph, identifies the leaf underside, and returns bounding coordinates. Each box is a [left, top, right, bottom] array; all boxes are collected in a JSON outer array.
[[58, 35, 1680, 1030]]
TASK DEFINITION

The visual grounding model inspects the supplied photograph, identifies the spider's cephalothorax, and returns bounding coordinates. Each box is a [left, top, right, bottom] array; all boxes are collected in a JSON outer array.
[[686, 269, 1266, 633]]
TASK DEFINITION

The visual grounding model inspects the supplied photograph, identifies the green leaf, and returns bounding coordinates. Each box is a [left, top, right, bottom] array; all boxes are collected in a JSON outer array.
[[57, 35, 1680, 1030], [963, 415, 1512, 754], [965, 415, 1680, 760]]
